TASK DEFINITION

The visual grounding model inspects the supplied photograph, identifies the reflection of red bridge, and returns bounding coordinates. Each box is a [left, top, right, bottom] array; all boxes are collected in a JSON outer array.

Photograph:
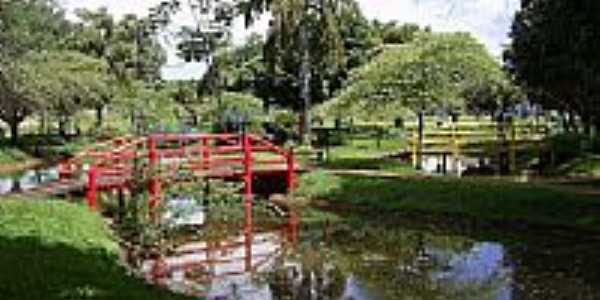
[[53, 133, 299, 211]]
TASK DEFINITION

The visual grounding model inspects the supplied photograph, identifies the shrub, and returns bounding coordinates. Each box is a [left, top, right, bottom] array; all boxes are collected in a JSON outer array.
[[548, 133, 586, 163]]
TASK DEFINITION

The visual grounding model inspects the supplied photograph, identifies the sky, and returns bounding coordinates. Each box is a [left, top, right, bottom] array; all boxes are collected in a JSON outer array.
[[58, 0, 520, 80]]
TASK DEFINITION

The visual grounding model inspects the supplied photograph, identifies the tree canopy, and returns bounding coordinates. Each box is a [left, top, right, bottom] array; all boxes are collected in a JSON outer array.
[[0, 0, 69, 141], [506, 0, 600, 131], [321, 32, 504, 121]]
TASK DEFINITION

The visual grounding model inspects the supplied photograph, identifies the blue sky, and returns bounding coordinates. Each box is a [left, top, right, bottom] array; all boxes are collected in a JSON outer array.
[[59, 0, 520, 80]]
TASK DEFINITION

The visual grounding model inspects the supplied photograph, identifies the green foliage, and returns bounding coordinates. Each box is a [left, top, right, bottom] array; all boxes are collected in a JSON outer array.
[[0, 0, 67, 60], [69, 9, 166, 82], [372, 21, 421, 45], [548, 133, 586, 164], [507, 0, 600, 129], [257, 0, 370, 111], [270, 109, 296, 129], [0, 199, 192, 300], [326, 32, 506, 121], [23, 51, 113, 115], [462, 77, 524, 116], [215, 33, 266, 94], [207, 92, 265, 131], [0, 0, 69, 142]]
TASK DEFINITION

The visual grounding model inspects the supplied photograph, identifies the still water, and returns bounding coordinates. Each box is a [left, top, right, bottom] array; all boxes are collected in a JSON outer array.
[[0, 167, 59, 195], [138, 206, 600, 300]]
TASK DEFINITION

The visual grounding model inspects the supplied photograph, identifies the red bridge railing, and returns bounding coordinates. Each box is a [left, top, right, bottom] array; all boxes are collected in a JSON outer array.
[[58, 133, 297, 212]]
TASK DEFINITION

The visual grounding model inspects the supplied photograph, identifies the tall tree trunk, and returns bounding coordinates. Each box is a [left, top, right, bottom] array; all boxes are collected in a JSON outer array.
[[560, 110, 570, 132], [299, 18, 312, 146], [10, 120, 19, 145], [39, 110, 47, 135], [297, 113, 305, 142], [96, 105, 104, 129], [58, 117, 67, 138], [581, 112, 592, 137]]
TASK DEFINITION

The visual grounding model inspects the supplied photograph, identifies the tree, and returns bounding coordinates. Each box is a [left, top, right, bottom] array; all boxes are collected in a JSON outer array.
[[506, 0, 600, 133], [371, 21, 421, 45], [462, 77, 523, 120], [22, 51, 112, 137], [324, 32, 504, 121], [0, 62, 41, 143], [0, 0, 68, 143], [67, 9, 167, 128], [260, 0, 379, 143]]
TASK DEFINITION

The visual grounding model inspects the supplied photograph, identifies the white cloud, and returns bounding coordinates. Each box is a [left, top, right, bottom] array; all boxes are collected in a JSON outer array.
[[59, 0, 519, 79], [358, 0, 519, 57]]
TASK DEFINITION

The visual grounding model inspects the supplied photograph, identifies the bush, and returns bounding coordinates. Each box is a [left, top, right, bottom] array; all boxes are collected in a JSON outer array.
[[548, 133, 586, 163]]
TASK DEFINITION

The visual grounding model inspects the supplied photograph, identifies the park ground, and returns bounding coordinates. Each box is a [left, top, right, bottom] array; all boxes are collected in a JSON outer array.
[[2, 127, 600, 299], [3, 167, 600, 299], [0, 198, 194, 300]]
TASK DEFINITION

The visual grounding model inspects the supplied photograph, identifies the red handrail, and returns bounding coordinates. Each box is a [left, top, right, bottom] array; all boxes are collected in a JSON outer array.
[[77, 133, 296, 211]]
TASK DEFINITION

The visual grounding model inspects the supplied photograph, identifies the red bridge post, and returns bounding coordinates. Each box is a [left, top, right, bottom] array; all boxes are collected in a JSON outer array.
[[202, 137, 210, 170], [243, 133, 253, 232], [86, 165, 98, 210], [286, 147, 295, 192], [148, 136, 161, 211]]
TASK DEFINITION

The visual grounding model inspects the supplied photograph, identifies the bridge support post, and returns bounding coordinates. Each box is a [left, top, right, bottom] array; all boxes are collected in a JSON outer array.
[[117, 188, 125, 223], [287, 211, 299, 244], [148, 136, 161, 212], [86, 165, 98, 210], [509, 122, 517, 174], [243, 133, 253, 232], [244, 225, 253, 272], [202, 137, 210, 170], [286, 148, 296, 192]]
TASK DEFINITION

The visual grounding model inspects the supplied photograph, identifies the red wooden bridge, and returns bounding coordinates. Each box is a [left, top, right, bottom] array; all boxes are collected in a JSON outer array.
[[52, 133, 299, 212]]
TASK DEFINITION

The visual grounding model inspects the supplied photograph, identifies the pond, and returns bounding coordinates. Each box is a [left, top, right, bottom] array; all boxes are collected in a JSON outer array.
[[0, 167, 59, 195], [137, 206, 600, 300]]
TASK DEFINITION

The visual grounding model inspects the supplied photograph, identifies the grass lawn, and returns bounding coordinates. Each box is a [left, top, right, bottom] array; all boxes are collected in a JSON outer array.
[[318, 137, 415, 173], [297, 172, 600, 231], [0, 147, 32, 164], [0, 199, 193, 300]]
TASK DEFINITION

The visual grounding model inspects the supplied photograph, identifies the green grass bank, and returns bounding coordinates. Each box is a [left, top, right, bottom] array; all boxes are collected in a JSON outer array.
[[0, 199, 192, 300], [297, 171, 600, 231]]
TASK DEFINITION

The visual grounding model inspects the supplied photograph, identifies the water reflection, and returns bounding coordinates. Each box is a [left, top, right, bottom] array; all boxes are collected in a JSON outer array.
[[139, 209, 527, 300], [142, 218, 296, 299], [0, 167, 58, 194]]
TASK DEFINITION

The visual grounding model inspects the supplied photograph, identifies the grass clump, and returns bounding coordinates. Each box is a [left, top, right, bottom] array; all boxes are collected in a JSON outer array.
[[0, 199, 192, 300]]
